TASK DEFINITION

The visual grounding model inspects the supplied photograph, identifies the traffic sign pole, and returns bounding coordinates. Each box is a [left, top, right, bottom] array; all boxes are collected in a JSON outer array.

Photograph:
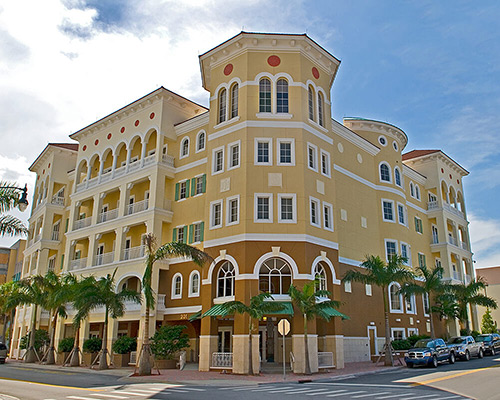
[[278, 319, 290, 381]]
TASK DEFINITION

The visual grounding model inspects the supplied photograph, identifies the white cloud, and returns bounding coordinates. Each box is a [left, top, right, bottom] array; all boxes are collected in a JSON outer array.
[[469, 212, 500, 269]]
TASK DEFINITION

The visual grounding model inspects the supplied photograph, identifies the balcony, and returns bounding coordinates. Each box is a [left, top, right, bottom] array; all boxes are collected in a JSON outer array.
[[212, 352, 233, 369], [73, 216, 92, 230], [124, 299, 141, 311], [126, 199, 149, 215], [157, 294, 166, 311], [94, 251, 114, 266], [461, 241, 468, 250], [448, 236, 458, 246], [443, 203, 465, 219], [51, 195, 65, 206], [122, 245, 145, 261], [69, 257, 87, 271], [427, 201, 439, 211], [51, 230, 60, 241], [97, 208, 118, 224]]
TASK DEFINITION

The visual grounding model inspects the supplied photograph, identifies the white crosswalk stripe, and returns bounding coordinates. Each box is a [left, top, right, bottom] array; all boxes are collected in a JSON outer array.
[[398, 394, 441, 400], [327, 391, 367, 397], [250, 386, 294, 392], [376, 394, 413, 399], [67, 397, 102, 400], [88, 395, 128, 399], [109, 392, 144, 397], [352, 392, 391, 398]]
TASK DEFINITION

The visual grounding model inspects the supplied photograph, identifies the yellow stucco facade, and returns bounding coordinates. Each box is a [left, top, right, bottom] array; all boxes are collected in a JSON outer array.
[[10, 32, 476, 373]]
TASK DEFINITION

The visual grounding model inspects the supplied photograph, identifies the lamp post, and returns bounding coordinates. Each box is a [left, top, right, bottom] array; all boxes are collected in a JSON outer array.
[[0, 184, 29, 212]]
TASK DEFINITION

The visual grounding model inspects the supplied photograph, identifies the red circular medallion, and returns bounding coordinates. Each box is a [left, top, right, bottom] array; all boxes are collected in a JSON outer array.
[[449, 174, 452, 179], [107, 133, 112, 140], [457, 179, 460, 184], [267, 55, 281, 67], [120, 127, 125, 133], [312, 67, 320, 79], [94, 139, 99, 146], [223, 64, 233, 76], [83, 145, 87, 151], [150, 112, 155, 119], [441, 168, 444, 173], [134, 120, 140, 127]]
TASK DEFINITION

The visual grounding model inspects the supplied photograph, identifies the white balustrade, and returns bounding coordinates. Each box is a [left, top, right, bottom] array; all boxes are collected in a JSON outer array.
[[128, 160, 140, 172], [122, 245, 145, 261], [452, 271, 460, 281], [94, 252, 114, 266], [73, 216, 92, 230], [211, 352, 233, 369], [35, 233, 41, 242], [75, 182, 86, 192], [461, 241, 468, 250], [127, 199, 149, 215], [40, 309, 50, 319], [69, 257, 87, 271], [51, 231, 59, 241], [87, 176, 99, 189], [144, 154, 156, 166], [157, 294, 166, 311], [318, 352, 335, 369], [51, 196, 65, 206], [114, 165, 126, 178], [427, 201, 438, 211], [124, 299, 141, 311], [443, 202, 465, 218], [162, 154, 175, 168], [98, 208, 118, 223], [448, 236, 458, 246], [100, 169, 112, 183]]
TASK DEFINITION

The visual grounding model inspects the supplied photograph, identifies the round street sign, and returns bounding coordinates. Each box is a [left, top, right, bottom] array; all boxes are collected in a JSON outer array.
[[278, 318, 290, 336]]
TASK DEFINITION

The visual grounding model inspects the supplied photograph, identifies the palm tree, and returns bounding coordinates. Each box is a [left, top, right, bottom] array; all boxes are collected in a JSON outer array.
[[342, 255, 414, 366], [138, 234, 211, 376], [219, 292, 286, 375], [0, 281, 20, 345], [0, 182, 29, 237], [73, 271, 141, 369], [450, 277, 497, 333], [433, 292, 460, 322], [288, 281, 342, 375], [399, 264, 452, 339], [5, 275, 48, 362]]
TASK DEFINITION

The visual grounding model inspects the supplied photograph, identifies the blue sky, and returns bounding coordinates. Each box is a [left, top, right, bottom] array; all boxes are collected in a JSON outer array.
[[0, 0, 499, 267]]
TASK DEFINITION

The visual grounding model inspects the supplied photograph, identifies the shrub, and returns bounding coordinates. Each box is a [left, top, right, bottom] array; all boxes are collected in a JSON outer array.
[[471, 330, 480, 339], [407, 334, 430, 347], [58, 337, 74, 353], [460, 328, 470, 336], [112, 336, 137, 354], [19, 329, 49, 351], [82, 338, 102, 353], [150, 325, 190, 360], [392, 339, 411, 350]]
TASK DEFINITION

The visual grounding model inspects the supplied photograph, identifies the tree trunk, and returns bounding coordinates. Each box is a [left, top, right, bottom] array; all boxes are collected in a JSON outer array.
[[138, 308, 151, 375], [25, 304, 38, 363], [98, 310, 109, 369], [70, 323, 80, 366], [1, 313, 7, 343], [248, 318, 254, 375], [303, 313, 311, 375], [429, 306, 436, 340], [8, 309, 15, 349], [382, 287, 394, 366], [46, 311, 58, 364]]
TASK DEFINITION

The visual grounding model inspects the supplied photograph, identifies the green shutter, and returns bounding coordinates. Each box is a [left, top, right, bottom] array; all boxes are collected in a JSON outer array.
[[65, 218, 69, 233], [172, 228, 177, 242], [191, 178, 196, 196], [185, 181, 190, 198], [423, 254, 426, 267], [183, 226, 188, 243], [188, 224, 194, 244], [200, 221, 204, 242], [414, 217, 418, 232], [175, 183, 180, 201], [202, 174, 206, 193], [60, 254, 64, 270]]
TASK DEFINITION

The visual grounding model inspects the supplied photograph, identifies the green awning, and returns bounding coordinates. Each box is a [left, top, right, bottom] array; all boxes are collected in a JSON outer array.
[[189, 311, 202, 322], [266, 301, 294, 316], [323, 306, 349, 320], [202, 304, 231, 318]]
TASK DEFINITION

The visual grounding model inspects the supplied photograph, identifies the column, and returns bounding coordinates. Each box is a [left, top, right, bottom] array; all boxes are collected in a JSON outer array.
[[140, 140, 147, 167], [85, 167, 92, 189], [87, 235, 97, 268], [125, 147, 132, 173], [118, 184, 128, 217], [91, 194, 101, 225], [291, 313, 318, 374], [199, 317, 218, 372], [111, 152, 118, 178], [114, 228, 124, 262], [97, 159, 105, 183]]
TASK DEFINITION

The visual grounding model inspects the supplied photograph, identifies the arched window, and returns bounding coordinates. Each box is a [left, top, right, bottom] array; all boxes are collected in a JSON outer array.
[[259, 257, 292, 295], [318, 92, 324, 127], [415, 185, 421, 200], [230, 83, 238, 119], [395, 168, 402, 187], [259, 78, 271, 113], [410, 182, 415, 197], [172, 273, 182, 299], [380, 163, 391, 182], [217, 261, 235, 298], [218, 88, 227, 123], [314, 263, 327, 292], [276, 79, 288, 113], [180, 138, 189, 158], [196, 131, 205, 152], [189, 270, 200, 297], [389, 283, 402, 312], [308, 86, 315, 121]]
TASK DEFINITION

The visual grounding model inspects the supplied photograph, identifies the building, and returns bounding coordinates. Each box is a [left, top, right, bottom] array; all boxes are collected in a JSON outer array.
[[10, 32, 477, 373], [476, 267, 500, 331]]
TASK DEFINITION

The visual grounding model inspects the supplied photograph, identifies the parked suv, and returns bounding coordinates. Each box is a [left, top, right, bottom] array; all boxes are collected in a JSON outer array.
[[475, 334, 500, 356], [447, 336, 484, 360], [0, 343, 7, 364], [404, 338, 455, 368]]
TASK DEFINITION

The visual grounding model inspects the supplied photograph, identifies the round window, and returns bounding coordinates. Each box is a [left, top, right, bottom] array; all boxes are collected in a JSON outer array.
[[393, 141, 398, 151], [378, 136, 387, 146]]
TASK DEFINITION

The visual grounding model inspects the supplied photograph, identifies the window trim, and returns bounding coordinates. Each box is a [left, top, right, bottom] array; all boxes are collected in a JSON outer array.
[[188, 270, 200, 298], [254, 193, 273, 223], [209, 199, 223, 229], [423, 292, 430, 317], [191, 221, 204, 244], [259, 77, 272, 113], [276, 138, 296, 166], [400, 242, 411, 266], [323, 201, 334, 232], [226, 195, 240, 226], [171, 272, 183, 299], [230, 83, 239, 119], [218, 87, 227, 124], [397, 202, 406, 226], [180, 137, 189, 159], [276, 78, 289, 114], [320, 149, 331, 178], [195, 130, 206, 153], [254, 138, 273, 166], [389, 282, 404, 313], [379, 161, 392, 183], [212, 145, 225, 175], [307, 142, 319, 172], [382, 199, 395, 223], [309, 196, 321, 228], [405, 293, 417, 315], [385, 239, 398, 262], [415, 217, 423, 234], [227, 140, 241, 171], [278, 193, 297, 224], [394, 166, 402, 187], [391, 327, 406, 340]]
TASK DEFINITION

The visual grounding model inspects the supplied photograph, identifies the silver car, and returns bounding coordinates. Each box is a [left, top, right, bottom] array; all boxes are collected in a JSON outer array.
[[447, 336, 484, 360], [0, 343, 7, 363]]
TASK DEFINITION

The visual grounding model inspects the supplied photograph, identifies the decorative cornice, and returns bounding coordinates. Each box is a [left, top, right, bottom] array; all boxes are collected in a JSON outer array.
[[343, 118, 408, 150], [404, 152, 469, 177], [402, 164, 427, 184], [331, 119, 380, 156], [174, 112, 209, 136]]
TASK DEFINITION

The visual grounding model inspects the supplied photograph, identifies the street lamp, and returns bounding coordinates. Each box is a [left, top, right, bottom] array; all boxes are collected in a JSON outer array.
[[0, 184, 29, 212]]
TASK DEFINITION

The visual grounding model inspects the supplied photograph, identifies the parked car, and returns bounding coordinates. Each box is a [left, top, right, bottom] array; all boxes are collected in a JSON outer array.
[[475, 334, 500, 356], [447, 336, 484, 360], [404, 338, 455, 368], [0, 343, 7, 364]]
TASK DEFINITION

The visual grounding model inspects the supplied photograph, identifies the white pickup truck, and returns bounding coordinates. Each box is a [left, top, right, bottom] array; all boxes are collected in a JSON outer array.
[[447, 336, 484, 361]]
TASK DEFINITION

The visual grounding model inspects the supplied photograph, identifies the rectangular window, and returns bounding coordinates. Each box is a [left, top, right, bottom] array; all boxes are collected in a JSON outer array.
[[226, 196, 239, 225], [179, 181, 188, 200], [278, 194, 296, 223], [307, 144, 318, 171], [177, 226, 186, 243], [344, 281, 352, 293], [255, 194, 272, 222], [320, 150, 330, 177], [255, 138, 272, 165], [382, 200, 394, 222], [323, 202, 333, 231], [193, 222, 204, 243], [210, 201, 223, 229], [213, 147, 224, 174], [365, 284, 372, 296], [385, 240, 397, 260], [401, 243, 410, 265], [391, 328, 405, 341], [277, 139, 295, 165], [423, 293, 430, 316], [48, 257, 56, 272], [405, 295, 415, 314], [195, 175, 205, 195], [415, 217, 423, 234], [418, 253, 426, 268], [228, 141, 240, 169], [310, 197, 320, 227], [397, 203, 406, 225]]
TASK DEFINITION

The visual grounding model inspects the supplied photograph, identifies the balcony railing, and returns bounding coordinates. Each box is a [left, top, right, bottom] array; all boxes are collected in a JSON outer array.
[[427, 201, 439, 211], [34, 233, 41, 242], [461, 241, 468, 250], [162, 154, 175, 168], [73, 216, 92, 230], [212, 352, 233, 369], [157, 294, 166, 311], [122, 245, 145, 261], [127, 199, 149, 215], [448, 236, 458, 246], [144, 154, 156, 167], [51, 231, 60, 241], [69, 257, 87, 271], [94, 251, 114, 266], [128, 160, 141, 173], [51, 195, 65, 206], [98, 208, 118, 223], [40, 309, 50, 319], [114, 165, 126, 179], [124, 299, 141, 311], [318, 352, 335, 369], [443, 203, 465, 219]]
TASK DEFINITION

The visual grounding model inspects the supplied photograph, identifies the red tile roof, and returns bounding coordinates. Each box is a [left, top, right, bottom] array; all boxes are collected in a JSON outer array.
[[402, 149, 440, 161]]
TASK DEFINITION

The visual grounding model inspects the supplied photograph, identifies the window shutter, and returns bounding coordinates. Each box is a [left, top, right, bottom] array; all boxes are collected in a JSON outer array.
[[65, 218, 69, 233], [188, 224, 194, 244], [414, 217, 418, 231], [175, 183, 180, 201], [200, 222, 204, 242], [60, 254, 64, 270], [191, 178, 196, 195], [186, 181, 190, 198], [172, 228, 177, 242], [423, 254, 426, 267], [202, 174, 206, 193], [183, 226, 188, 243]]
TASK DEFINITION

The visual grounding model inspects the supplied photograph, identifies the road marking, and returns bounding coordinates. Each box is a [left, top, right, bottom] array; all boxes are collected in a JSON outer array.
[[112, 392, 144, 397], [399, 394, 442, 399], [88, 395, 128, 399], [307, 382, 409, 388], [67, 397, 102, 400], [220, 386, 257, 390], [175, 387, 205, 391], [164, 389, 189, 393], [250, 386, 294, 392], [305, 391, 338, 396], [121, 389, 156, 394], [233, 386, 274, 391], [377, 394, 412, 399], [0, 377, 102, 392], [327, 391, 366, 397], [410, 363, 500, 387], [352, 393, 390, 398]]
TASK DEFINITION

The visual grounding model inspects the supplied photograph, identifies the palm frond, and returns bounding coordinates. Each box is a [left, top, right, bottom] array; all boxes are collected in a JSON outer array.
[[0, 215, 28, 237], [0, 181, 22, 213], [154, 241, 212, 266]]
